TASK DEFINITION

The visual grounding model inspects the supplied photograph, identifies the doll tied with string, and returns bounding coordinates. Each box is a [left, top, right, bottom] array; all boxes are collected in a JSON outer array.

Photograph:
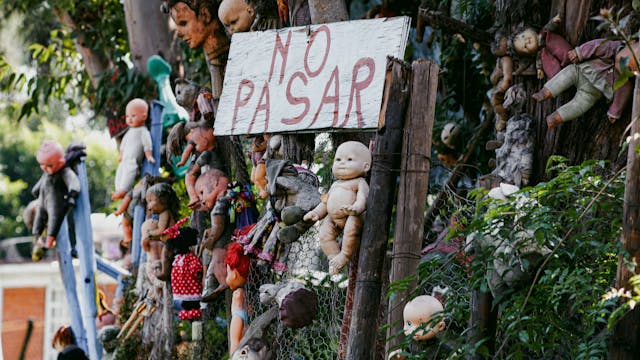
[[112, 99, 155, 201], [31, 140, 80, 254]]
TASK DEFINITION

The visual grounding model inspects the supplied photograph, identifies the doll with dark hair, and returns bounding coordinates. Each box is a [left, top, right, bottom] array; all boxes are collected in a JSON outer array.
[[52, 325, 89, 360], [226, 241, 250, 354], [31, 140, 81, 253], [163, 224, 203, 320], [140, 183, 179, 281]]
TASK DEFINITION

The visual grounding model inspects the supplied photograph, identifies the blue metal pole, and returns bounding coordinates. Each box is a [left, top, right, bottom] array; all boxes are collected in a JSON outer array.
[[55, 217, 87, 354], [73, 159, 101, 360]]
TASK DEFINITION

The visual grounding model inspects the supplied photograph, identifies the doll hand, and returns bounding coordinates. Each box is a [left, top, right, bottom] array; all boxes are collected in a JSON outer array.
[[551, 14, 561, 24], [146, 156, 156, 164], [176, 158, 186, 167], [537, 69, 545, 79], [567, 50, 578, 63], [341, 204, 364, 216], [303, 212, 319, 222]]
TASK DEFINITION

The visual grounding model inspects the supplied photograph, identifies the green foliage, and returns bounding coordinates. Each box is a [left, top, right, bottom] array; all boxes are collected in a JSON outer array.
[[391, 160, 625, 359]]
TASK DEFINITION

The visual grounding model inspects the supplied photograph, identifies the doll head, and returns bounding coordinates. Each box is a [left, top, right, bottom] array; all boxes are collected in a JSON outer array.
[[195, 169, 230, 211], [332, 141, 372, 181], [225, 242, 250, 290], [52, 325, 77, 352], [125, 98, 149, 128], [403, 295, 446, 341], [37, 140, 66, 175], [511, 27, 539, 56], [491, 31, 510, 57], [145, 183, 180, 218], [166, 0, 223, 49], [218, 0, 255, 34]]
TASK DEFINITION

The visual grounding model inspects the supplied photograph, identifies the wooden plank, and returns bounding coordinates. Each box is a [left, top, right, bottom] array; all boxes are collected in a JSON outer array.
[[345, 58, 410, 360], [385, 59, 439, 356], [73, 160, 101, 360], [609, 77, 640, 359], [216, 17, 410, 135]]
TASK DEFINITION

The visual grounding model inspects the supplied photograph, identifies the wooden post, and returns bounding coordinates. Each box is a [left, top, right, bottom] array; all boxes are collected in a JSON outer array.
[[73, 159, 101, 360], [609, 77, 640, 359], [346, 58, 410, 359], [307, 0, 348, 24], [56, 217, 88, 353], [469, 288, 497, 359], [385, 59, 439, 356]]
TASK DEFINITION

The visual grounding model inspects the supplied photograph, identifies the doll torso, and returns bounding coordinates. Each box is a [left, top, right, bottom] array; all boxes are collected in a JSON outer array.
[[326, 178, 365, 220], [120, 127, 152, 165]]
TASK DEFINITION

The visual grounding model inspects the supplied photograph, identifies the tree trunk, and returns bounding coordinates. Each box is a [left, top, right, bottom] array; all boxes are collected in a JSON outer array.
[[308, 0, 348, 24], [52, 8, 111, 88], [123, 0, 175, 74], [609, 77, 640, 359]]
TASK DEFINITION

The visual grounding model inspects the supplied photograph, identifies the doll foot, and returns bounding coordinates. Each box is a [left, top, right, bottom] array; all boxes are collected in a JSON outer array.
[[45, 236, 56, 249], [32, 242, 45, 262], [532, 88, 552, 102], [111, 190, 126, 200], [546, 113, 563, 129], [328, 253, 349, 275], [201, 284, 228, 302]]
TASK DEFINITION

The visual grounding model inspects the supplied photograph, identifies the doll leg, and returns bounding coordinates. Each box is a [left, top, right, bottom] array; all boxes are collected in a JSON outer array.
[[318, 218, 342, 261], [554, 82, 602, 123], [113, 161, 137, 200], [32, 207, 47, 238], [156, 242, 172, 281], [328, 215, 363, 275], [45, 200, 68, 248], [201, 248, 228, 302], [185, 172, 199, 208], [539, 64, 579, 100]]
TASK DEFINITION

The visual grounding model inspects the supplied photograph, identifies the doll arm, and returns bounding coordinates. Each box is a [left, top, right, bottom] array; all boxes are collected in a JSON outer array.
[[575, 38, 622, 62], [303, 200, 328, 222], [147, 211, 171, 239], [32, 175, 44, 197], [141, 128, 154, 163], [62, 168, 81, 205], [176, 141, 195, 167], [229, 288, 246, 354], [343, 179, 369, 215], [489, 59, 503, 86], [496, 56, 513, 93]]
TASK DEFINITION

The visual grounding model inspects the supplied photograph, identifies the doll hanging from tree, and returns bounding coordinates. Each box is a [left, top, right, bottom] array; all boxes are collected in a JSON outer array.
[[303, 141, 371, 275], [112, 98, 155, 201], [31, 140, 81, 256]]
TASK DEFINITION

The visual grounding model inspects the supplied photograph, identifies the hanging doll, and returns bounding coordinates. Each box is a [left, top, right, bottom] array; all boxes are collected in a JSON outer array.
[[184, 124, 229, 209], [164, 224, 203, 321], [259, 281, 318, 329], [112, 98, 155, 200], [250, 135, 269, 199], [140, 183, 179, 281], [510, 15, 572, 80], [114, 175, 168, 248], [226, 242, 251, 355], [532, 38, 635, 128], [490, 31, 514, 131], [303, 141, 371, 275], [31, 140, 81, 253], [193, 169, 232, 301], [244, 159, 320, 272]]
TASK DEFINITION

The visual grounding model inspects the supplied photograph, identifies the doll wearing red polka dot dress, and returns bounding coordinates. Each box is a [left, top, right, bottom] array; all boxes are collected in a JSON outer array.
[[164, 225, 203, 321]]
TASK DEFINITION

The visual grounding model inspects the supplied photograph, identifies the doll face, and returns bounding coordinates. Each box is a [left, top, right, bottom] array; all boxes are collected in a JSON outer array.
[[218, 0, 255, 34], [492, 35, 509, 57], [171, 2, 215, 49], [146, 192, 166, 215], [332, 142, 371, 181], [226, 264, 246, 290], [125, 100, 148, 127], [191, 126, 216, 152], [37, 148, 65, 175], [512, 29, 539, 56], [403, 296, 445, 341]]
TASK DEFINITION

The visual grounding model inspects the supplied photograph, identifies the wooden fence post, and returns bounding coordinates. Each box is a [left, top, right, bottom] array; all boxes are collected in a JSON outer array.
[[345, 58, 410, 359], [609, 77, 640, 359], [56, 217, 87, 353], [385, 59, 439, 356], [73, 158, 101, 360]]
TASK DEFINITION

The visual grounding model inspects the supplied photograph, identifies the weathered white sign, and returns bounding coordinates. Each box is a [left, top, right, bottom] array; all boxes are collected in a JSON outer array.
[[215, 16, 411, 135]]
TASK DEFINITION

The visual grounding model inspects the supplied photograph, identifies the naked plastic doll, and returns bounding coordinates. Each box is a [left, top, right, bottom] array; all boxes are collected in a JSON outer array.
[[226, 242, 250, 355], [193, 169, 232, 301], [388, 295, 446, 360], [31, 140, 80, 251], [185, 125, 227, 209], [532, 38, 635, 128], [303, 141, 371, 275], [140, 183, 178, 281], [112, 98, 155, 200], [490, 31, 514, 131]]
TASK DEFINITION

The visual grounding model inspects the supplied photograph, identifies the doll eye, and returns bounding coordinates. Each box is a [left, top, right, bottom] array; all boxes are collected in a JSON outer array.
[[347, 157, 353, 161]]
